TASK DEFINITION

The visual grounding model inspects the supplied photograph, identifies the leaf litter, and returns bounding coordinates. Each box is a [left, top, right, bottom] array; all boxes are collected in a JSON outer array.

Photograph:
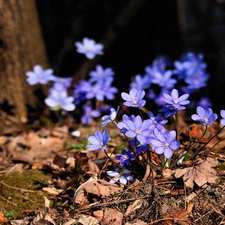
[[0, 119, 225, 225]]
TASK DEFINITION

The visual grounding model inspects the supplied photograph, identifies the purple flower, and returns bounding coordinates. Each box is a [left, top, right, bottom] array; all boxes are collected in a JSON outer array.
[[100, 106, 119, 128], [150, 70, 177, 89], [148, 112, 167, 130], [87, 130, 111, 151], [130, 74, 151, 90], [117, 115, 152, 143], [185, 71, 209, 90], [163, 89, 190, 110], [150, 129, 180, 159], [220, 110, 225, 126], [44, 90, 75, 111], [26, 65, 54, 85], [89, 65, 114, 83], [159, 105, 177, 118], [130, 140, 149, 155], [81, 104, 100, 125], [82, 82, 105, 101], [191, 106, 218, 125], [100, 78, 118, 100], [75, 37, 103, 59], [117, 114, 135, 134], [198, 97, 212, 108], [52, 76, 73, 88], [107, 168, 133, 185], [121, 88, 146, 107], [115, 149, 136, 166]]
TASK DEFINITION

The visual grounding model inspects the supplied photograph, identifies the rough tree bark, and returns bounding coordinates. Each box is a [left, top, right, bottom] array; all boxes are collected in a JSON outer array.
[[0, 0, 48, 122]]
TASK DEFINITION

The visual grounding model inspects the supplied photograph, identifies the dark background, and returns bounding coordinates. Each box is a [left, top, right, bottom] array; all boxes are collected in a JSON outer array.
[[35, 0, 225, 113]]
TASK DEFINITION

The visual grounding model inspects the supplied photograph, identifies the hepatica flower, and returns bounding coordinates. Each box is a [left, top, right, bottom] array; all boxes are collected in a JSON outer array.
[[26, 65, 54, 85], [100, 106, 120, 128], [87, 130, 111, 151], [117, 115, 152, 143], [121, 88, 146, 107], [81, 104, 100, 125], [150, 129, 180, 159], [191, 106, 218, 125], [107, 168, 133, 185], [75, 37, 103, 59], [163, 89, 190, 110], [220, 110, 225, 126], [44, 90, 75, 111], [115, 149, 136, 166]]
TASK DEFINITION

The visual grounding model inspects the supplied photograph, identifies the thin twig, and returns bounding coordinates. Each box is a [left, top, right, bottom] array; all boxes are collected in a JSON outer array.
[[0, 181, 36, 193]]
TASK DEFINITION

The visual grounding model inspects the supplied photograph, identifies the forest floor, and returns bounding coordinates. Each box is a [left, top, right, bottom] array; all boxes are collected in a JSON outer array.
[[0, 110, 225, 225]]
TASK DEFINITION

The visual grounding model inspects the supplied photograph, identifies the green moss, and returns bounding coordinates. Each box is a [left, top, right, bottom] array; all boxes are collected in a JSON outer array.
[[214, 162, 225, 171], [0, 169, 52, 219]]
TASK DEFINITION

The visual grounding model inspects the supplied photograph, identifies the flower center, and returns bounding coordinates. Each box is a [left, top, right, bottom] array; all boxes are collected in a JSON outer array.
[[136, 129, 141, 134], [133, 99, 137, 104], [203, 117, 209, 123], [164, 142, 169, 147], [174, 99, 179, 104], [99, 142, 104, 147]]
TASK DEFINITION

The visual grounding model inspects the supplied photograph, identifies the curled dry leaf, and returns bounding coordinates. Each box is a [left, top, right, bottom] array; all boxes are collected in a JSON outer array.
[[74, 175, 122, 205], [175, 157, 219, 189], [93, 208, 123, 225]]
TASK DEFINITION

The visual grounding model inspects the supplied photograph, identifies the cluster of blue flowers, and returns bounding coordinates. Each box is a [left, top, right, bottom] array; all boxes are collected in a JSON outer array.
[[88, 87, 225, 184], [25, 36, 221, 185]]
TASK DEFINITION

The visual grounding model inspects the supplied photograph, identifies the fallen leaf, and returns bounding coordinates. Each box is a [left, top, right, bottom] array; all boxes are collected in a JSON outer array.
[[175, 157, 219, 188], [74, 175, 121, 205], [124, 199, 148, 216], [93, 208, 123, 225], [0, 212, 8, 224], [78, 214, 99, 225]]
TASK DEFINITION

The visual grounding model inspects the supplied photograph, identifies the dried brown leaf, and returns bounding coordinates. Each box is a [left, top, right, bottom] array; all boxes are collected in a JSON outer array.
[[93, 208, 123, 225], [175, 157, 219, 188]]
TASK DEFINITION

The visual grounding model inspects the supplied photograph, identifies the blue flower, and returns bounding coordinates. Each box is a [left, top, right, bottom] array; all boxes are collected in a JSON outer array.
[[148, 111, 167, 130], [100, 78, 118, 100], [130, 140, 149, 155], [185, 71, 209, 90], [107, 168, 133, 185], [163, 89, 190, 110], [159, 105, 177, 118], [117, 115, 152, 143], [198, 97, 212, 108], [87, 130, 111, 151], [150, 70, 177, 89], [121, 88, 146, 107], [115, 149, 136, 166], [89, 65, 115, 83], [26, 65, 54, 85], [191, 106, 218, 125], [75, 37, 103, 59], [44, 90, 75, 111], [81, 104, 100, 125], [220, 110, 225, 126], [100, 106, 120, 128], [130, 74, 151, 90], [150, 129, 180, 159]]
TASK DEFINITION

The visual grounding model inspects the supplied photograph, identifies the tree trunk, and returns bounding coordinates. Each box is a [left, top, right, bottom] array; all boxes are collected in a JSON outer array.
[[0, 0, 48, 122]]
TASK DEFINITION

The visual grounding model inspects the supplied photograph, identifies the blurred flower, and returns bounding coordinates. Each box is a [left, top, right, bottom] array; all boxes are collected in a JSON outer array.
[[150, 70, 177, 89], [107, 168, 133, 185], [44, 90, 75, 111], [100, 106, 120, 128], [100, 78, 118, 100], [150, 129, 180, 159], [52, 76, 73, 88], [198, 97, 212, 108], [81, 104, 100, 125], [121, 88, 146, 107], [115, 149, 135, 166], [148, 111, 167, 130], [191, 106, 218, 125], [163, 89, 190, 110], [26, 65, 54, 85], [75, 37, 103, 59], [220, 110, 225, 126], [130, 74, 151, 90], [89, 65, 114, 83], [87, 130, 111, 151]]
